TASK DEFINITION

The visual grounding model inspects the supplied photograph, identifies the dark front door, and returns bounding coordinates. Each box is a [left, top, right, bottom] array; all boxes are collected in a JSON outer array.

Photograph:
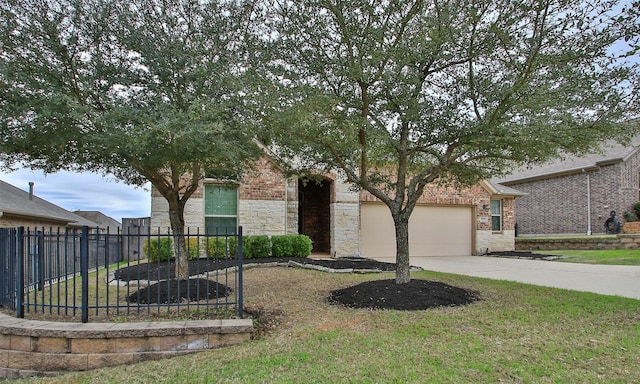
[[298, 179, 331, 253]]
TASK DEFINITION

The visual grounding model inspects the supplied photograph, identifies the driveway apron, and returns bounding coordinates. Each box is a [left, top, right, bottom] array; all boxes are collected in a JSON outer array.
[[407, 256, 640, 300]]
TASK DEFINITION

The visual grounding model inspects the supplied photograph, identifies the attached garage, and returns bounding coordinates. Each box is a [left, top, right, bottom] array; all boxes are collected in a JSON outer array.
[[360, 203, 473, 259]]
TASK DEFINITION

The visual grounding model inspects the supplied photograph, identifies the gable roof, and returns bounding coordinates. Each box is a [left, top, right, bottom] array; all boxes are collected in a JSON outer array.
[[479, 180, 528, 197], [0, 179, 100, 227], [496, 135, 640, 184], [73, 210, 121, 229]]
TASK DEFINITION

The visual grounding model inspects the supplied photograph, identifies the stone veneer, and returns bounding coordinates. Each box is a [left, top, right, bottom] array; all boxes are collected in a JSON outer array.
[[150, 158, 519, 257], [515, 235, 640, 250], [0, 313, 252, 379]]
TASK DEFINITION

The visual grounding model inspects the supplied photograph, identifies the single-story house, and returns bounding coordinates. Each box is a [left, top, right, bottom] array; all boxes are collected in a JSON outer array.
[[0, 179, 113, 229], [150, 158, 524, 260], [73, 210, 122, 231], [496, 135, 640, 236]]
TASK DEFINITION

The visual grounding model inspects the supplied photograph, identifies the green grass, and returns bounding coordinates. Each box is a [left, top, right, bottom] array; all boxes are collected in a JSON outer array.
[[544, 249, 640, 265], [10, 267, 640, 384]]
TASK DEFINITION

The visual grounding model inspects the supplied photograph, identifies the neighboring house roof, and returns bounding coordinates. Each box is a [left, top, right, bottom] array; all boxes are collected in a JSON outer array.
[[0, 179, 100, 227], [496, 135, 640, 184], [74, 210, 121, 229], [479, 180, 528, 197]]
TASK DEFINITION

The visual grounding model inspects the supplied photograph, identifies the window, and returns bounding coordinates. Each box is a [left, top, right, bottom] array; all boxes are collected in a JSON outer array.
[[205, 184, 238, 234], [491, 199, 502, 231]]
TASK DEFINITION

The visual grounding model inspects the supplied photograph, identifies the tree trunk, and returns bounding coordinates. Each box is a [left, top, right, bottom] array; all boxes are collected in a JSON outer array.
[[168, 203, 189, 280], [393, 215, 411, 284]]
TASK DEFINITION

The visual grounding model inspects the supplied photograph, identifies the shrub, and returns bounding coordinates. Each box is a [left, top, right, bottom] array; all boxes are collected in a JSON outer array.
[[271, 235, 313, 258], [243, 235, 271, 258], [271, 235, 293, 258], [624, 211, 636, 222], [144, 238, 172, 262], [634, 202, 640, 220], [290, 235, 313, 257], [185, 238, 200, 260], [144, 238, 200, 262], [205, 236, 238, 258]]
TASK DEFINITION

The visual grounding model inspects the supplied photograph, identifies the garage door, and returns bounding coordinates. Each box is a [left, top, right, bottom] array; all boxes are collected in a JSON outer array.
[[360, 203, 473, 259]]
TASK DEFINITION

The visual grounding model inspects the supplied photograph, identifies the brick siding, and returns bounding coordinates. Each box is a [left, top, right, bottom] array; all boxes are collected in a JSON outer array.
[[506, 153, 640, 235]]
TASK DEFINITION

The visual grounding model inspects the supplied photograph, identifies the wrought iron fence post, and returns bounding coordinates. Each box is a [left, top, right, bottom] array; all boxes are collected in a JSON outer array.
[[16, 227, 24, 319], [237, 226, 243, 318], [37, 230, 44, 291], [80, 226, 89, 323]]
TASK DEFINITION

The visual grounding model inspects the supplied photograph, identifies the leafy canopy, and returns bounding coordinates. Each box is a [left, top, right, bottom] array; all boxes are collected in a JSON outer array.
[[0, 0, 262, 187]]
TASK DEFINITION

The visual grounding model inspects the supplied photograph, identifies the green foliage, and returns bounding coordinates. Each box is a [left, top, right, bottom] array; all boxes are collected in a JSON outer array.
[[264, 0, 640, 282], [290, 235, 313, 257], [271, 235, 313, 258], [206, 236, 238, 258], [0, 0, 262, 280], [144, 238, 199, 262], [270, 236, 292, 258], [185, 238, 201, 260], [144, 238, 173, 262], [624, 211, 636, 222], [634, 202, 640, 220], [243, 235, 271, 258]]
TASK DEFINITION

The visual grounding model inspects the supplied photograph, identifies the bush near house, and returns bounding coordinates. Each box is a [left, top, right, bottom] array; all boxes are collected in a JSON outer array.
[[144, 238, 200, 262], [145, 234, 314, 261], [623, 201, 640, 222], [205, 236, 238, 258], [271, 235, 313, 258], [243, 235, 271, 258]]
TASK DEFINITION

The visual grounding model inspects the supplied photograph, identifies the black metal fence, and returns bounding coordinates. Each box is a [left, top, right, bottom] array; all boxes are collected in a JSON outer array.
[[0, 226, 243, 323]]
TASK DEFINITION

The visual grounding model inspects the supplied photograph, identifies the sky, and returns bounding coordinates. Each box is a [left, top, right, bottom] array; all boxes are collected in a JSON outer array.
[[1, 168, 151, 222]]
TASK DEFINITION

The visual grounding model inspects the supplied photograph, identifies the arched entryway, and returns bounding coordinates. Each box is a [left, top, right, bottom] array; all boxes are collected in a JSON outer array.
[[298, 178, 331, 254]]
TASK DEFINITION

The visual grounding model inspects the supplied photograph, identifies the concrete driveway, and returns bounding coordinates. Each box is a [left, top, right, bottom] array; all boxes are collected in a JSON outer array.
[[407, 256, 640, 300]]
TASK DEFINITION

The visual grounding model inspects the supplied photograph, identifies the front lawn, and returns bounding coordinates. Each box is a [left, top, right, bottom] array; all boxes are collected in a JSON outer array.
[[14, 267, 640, 384], [544, 249, 640, 265]]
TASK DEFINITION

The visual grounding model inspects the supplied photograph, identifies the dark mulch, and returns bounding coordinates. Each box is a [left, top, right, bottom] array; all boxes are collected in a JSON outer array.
[[113, 257, 399, 282], [328, 279, 480, 310], [115, 257, 480, 311], [126, 278, 231, 304]]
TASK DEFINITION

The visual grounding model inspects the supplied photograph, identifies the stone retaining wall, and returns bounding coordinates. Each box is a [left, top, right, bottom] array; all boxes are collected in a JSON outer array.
[[0, 313, 253, 379], [515, 235, 640, 251]]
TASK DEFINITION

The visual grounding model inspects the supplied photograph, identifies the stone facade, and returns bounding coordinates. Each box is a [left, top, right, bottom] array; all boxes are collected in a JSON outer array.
[[151, 158, 519, 256]]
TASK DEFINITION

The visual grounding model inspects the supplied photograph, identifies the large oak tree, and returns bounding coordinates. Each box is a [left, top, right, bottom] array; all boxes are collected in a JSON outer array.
[[263, 0, 639, 283], [0, 0, 263, 278]]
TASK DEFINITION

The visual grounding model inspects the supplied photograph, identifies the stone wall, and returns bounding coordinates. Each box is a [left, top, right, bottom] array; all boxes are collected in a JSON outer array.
[[0, 313, 252, 379], [239, 200, 287, 236], [515, 235, 640, 250], [477, 230, 516, 253]]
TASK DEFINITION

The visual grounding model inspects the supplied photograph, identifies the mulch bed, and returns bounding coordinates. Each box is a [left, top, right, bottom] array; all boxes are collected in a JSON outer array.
[[115, 252, 560, 310], [114, 257, 481, 311], [328, 279, 480, 310], [113, 257, 399, 282], [126, 278, 231, 304]]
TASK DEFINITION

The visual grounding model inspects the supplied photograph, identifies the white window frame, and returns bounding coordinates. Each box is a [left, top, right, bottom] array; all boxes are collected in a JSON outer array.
[[491, 199, 502, 232]]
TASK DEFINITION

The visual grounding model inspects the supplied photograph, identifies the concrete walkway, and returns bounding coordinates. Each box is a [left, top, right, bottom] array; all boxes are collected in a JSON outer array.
[[407, 256, 640, 300]]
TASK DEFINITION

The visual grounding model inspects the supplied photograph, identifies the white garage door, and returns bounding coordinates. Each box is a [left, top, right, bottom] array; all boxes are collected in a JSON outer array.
[[360, 203, 473, 259]]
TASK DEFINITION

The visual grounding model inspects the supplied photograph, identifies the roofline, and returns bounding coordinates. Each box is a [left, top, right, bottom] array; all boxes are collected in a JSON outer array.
[[501, 164, 603, 185], [0, 210, 73, 224], [479, 180, 528, 197]]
